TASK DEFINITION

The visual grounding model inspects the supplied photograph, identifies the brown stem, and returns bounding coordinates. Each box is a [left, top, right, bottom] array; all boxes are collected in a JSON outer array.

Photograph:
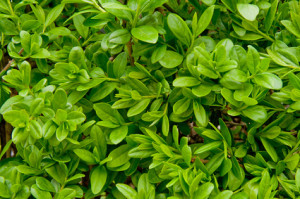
[[5, 123, 12, 158], [0, 48, 24, 75], [126, 41, 134, 66], [225, 121, 247, 126], [191, 157, 209, 164]]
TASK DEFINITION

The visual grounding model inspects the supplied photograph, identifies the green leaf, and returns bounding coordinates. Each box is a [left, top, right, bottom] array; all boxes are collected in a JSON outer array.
[[237, 4, 259, 21], [264, 0, 278, 31], [198, 64, 218, 79], [102, 2, 133, 21], [194, 141, 222, 154], [179, 171, 190, 195], [232, 23, 246, 37], [94, 103, 124, 124], [44, 3, 65, 28], [110, 125, 128, 144], [258, 169, 270, 199], [0, 140, 12, 159], [221, 88, 241, 107], [219, 118, 232, 146], [48, 27, 71, 36], [116, 184, 137, 198], [261, 137, 278, 162], [193, 100, 208, 127], [181, 144, 192, 166], [0, 182, 11, 198], [36, 177, 55, 192], [220, 158, 232, 176], [127, 99, 151, 117], [162, 115, 169, 137], [73, 149, 97, 164], [260, 126, 281, 139], [52, 88, 67, 110], [151, 45, 167, 63], [196, 6, 215, 36], [0, 18, 18, 35], [113, 52, 127, 78], [213, 190, 233, 199], [89, 82, 118, 102], [231, 32, 263, 41], [242, 106, 267, 123], [56, 188, 76, 199], [159, 51, 183, 68], [20, 31, 31, 54], [192, 84, 211, 97], [91, 165, 107, 194], [296, 169, 300, 192], [3, 110, 29, 128], [194, 182, 214, 199], [67, 111, 86, 125], [254, 72, 282, 89], [281, 20, 300, 38], [173, 77, 200, 87], [220, 0, 236, 12], [56, 123, 68, 141], [167, 13, 192, 46], [31, 184, 52, 199], [267, 47, 299, 67], [91, 125, 107, 159], [247, 45, 260, 74], [107, 145, 131, 168], [173, 98, 191, 115], [109, 29, 131, 44], [206, 152, 224, 174], [131, 25, 158, 44], [288, 73, 300, 90], [30, 120, 43, 139], [74, 15, 89, 39]]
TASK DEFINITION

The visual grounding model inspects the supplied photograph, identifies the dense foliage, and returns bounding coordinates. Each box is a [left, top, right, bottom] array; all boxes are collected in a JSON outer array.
[[0, 0, 299, 198]]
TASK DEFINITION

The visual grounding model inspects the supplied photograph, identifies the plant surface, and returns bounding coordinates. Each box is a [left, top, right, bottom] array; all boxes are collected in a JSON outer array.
[[0, 0, 299, 198]]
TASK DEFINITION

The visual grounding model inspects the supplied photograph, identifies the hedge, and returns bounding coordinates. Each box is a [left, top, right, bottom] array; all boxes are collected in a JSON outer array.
[[0, 0, 299, 198]]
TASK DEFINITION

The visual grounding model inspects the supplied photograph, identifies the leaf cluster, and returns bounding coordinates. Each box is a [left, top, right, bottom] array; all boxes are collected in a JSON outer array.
[[0, 0, 299, 199]]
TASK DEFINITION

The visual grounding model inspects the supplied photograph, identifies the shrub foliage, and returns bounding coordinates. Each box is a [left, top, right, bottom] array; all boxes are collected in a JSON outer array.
[[0, 0, 299, 198]]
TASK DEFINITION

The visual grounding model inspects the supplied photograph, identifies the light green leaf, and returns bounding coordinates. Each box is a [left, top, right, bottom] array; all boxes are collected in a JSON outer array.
[[196, 5, 215, 36], [151, 45, 167, 63], [36, 177, 56, 193], [194, 141, 222, 154], [254, 72, 282, 89], [74, 14, 89, 39], [116, 184, 137, 198], [44, 3, 65, 28], [159, 51, 183, 68], [127, 99, 151, 117], [131, 25, 158, 44], [237, 4, 259, 21], [73, 149, 97, 164], [110, 125, 128, 144], [261, 137, 278, 162], [91, 166, 107, 194], [167, 13, 192, 46], [31, 185, 52, 199], [113, 52, 127, 78], [173, 77, 200, 87], [242, 106, 267, 123], [193, 100, 208, 127]]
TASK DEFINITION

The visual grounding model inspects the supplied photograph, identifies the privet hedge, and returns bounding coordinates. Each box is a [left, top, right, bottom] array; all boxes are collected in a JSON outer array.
[[0, 0, 299, 198]]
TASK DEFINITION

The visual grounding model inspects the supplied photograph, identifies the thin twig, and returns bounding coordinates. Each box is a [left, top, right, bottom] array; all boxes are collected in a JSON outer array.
[[0, 48, 24, 76]]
